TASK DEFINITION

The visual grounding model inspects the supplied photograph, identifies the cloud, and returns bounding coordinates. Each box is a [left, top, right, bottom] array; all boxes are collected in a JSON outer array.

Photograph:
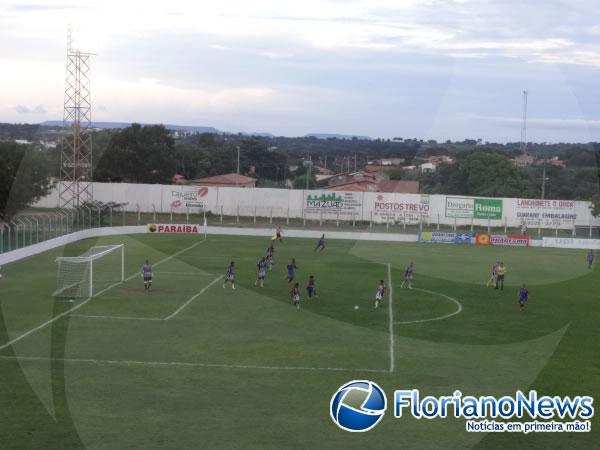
[[1, 0, 600, 141], [6, 3, 74, 12], [15, 104, 47, 114]]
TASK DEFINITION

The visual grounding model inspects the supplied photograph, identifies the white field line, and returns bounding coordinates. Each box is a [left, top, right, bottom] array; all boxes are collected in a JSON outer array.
[[0, 282, 118, 351], [71, 314, 163, 321], [394, 287, 463, 325], [72, 274, 222, 322], [387, 263, 395, 373], [0, 239, 207, 351], [163, 276, 223, 320], [152, 272, 207, 276], [0, 355, 388, 374]]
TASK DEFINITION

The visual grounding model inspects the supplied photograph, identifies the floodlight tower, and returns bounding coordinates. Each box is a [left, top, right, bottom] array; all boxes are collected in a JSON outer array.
[[59, 25, 95, 208], [519, 90, 528, 154]]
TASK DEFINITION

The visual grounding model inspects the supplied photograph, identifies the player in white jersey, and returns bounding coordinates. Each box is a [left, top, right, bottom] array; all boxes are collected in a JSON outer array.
[[375, 280, 385, 308], [401, 262, 414, 289], [486, 261, 499, 287]]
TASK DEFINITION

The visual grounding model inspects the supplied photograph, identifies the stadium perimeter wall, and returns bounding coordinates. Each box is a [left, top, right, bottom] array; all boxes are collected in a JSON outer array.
[[34, 183, 599, 231], [0, 226, 415, 266], [2, 225, 598, 266]]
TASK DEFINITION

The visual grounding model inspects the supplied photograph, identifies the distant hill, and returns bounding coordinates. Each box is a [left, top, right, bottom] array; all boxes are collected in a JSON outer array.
[[305, 133, 372, 141], [40, 121, 221, 134], [38, 122, 372, 140]]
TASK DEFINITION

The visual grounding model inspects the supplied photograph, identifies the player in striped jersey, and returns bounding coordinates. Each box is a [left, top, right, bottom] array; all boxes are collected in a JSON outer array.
[[255, 257, 267, 287], [223, 261, 236, 289], [141, 260, 153, 291], [290, 282, 301, 310], [266, 244, 274, 271]]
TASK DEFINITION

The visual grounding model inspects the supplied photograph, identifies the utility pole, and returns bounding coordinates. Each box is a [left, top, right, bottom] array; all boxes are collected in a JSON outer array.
[[236, 145, 240, 174], [520, 90, 528, 154], [541, 162, 547, 200], [303, 155, 312, 190], [354, 153, 357, 172]]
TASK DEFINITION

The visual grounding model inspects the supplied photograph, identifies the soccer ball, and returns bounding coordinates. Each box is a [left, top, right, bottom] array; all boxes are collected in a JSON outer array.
[[271, 236, 277, 241], [354, 305, 359, 310]]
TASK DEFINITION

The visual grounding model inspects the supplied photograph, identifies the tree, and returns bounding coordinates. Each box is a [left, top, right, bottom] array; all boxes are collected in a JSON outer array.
[[590, 193, 600, 217], [0, 142, 53, 219], [94, 124, 176, 183], [292, 173, 317, 189], [461, 152, 530, 197], [420, 151, 532, 197]]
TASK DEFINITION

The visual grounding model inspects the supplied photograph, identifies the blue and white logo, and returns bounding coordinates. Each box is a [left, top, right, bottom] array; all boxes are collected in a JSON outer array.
[[330, 380, 387, 432], [454, 232, 472, 244]]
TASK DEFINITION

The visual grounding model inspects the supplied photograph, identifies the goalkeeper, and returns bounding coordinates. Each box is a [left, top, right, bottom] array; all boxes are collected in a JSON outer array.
[[142, 260, 153, 291]]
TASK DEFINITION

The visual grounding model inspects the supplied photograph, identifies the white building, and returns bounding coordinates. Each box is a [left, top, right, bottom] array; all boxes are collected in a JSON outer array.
[[419, 162, 436, 173]]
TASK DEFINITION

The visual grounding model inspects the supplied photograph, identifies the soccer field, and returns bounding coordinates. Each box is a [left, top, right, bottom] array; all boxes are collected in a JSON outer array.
[[0, 233, 598, 449]]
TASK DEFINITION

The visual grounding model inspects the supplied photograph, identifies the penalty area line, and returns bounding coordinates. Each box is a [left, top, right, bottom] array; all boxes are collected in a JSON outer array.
[[163, 275, 223, 320], [72, 274, 223, 322], [0, 355, 388, 374], [0, 239, 207, 351], [387, 263, 395, 373]]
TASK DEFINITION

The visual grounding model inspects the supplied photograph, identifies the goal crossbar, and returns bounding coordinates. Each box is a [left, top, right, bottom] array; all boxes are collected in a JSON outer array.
[[53, 244, 125, 298]]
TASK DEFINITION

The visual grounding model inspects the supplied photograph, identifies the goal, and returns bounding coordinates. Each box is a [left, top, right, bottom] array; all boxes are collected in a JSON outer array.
[[52, 244, 125, 298]]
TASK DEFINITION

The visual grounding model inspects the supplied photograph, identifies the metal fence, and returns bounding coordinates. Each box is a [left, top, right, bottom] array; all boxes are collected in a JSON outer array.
[[2, 205, 597, 255]]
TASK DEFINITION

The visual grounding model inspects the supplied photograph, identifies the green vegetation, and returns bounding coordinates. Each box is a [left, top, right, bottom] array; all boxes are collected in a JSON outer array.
[[1, 124, 599, 219], [0, 141, 53, 220], [0, 234, 598, 448]]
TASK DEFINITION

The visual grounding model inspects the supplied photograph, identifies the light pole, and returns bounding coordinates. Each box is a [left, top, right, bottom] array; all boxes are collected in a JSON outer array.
[[541, 162, 547, 200], [303, 156, 313, 190]]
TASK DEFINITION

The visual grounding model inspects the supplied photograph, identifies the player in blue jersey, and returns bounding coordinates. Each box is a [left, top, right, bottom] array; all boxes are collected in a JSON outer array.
[[587, 250, 594, 270], [375, 280, 385, 308], [141, 260, 153, 291], [290, 282, 301, 310], [286, 258, 298, 283], [518, 285, 529, 312], [223, 261, 236, 289], [314, 234, 326, 252], [255, 257, 267, 287], [306, 275, 317, 298], [401, 262, 414, 289]]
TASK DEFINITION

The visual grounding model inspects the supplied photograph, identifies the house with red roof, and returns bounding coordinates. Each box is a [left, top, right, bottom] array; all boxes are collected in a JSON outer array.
[[190, 173, 257, 188]]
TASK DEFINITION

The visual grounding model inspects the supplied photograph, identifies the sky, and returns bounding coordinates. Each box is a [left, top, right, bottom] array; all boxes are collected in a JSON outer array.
[[1, 0, 600, 142]]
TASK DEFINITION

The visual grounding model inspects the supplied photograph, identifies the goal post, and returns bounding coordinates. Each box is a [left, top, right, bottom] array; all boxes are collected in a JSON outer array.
[[53, 244, 125, 298]]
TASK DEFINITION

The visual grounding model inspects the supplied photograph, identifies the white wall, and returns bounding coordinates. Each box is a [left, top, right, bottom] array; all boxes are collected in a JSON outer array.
[[0, 225, 417, 266], [33, 182, 600, 229]]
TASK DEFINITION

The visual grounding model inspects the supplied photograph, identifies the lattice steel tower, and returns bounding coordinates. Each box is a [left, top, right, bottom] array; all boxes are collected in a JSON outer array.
[[59, 26, 94, 208]]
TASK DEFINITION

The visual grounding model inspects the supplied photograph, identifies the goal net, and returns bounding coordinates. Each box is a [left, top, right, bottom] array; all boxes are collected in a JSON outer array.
[[52, 244, 125, 298]]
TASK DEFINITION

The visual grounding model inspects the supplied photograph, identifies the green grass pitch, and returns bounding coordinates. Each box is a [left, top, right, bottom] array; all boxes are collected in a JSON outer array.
[[0, 233, 598, 449]]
